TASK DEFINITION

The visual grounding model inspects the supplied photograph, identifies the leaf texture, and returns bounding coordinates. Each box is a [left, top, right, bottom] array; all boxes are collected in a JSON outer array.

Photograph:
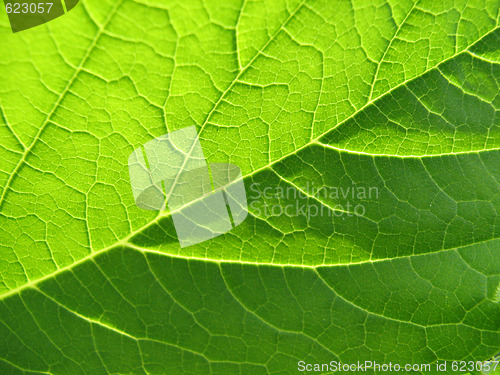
[[0, 0, 499, 373]]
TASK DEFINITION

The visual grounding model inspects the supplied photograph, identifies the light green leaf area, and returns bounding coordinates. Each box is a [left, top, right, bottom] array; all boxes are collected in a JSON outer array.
[[0, 0, 499, 373]]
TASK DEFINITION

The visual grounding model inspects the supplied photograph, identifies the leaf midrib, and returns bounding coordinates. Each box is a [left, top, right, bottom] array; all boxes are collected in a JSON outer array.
[[1, 5, 499, 299], [2, 38, 498, 300]]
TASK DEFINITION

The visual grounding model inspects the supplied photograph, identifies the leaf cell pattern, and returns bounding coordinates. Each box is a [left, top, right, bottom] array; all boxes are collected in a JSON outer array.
[[0, 0, 499, 373]]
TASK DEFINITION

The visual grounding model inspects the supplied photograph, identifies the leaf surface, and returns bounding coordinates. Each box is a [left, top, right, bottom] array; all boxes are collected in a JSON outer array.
[[0, 0, 499, 373]]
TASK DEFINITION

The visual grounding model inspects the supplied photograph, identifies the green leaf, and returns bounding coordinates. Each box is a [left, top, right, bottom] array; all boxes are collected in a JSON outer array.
[[0, 0, 499, 373]]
